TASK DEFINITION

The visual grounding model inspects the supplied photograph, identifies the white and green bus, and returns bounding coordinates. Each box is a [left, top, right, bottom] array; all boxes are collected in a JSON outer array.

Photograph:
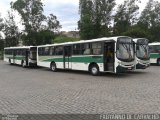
[[37, 36, 135, 75], [4, 46, 37, 67], [149, 42, 160, 65], [133, 38, 150, 69]]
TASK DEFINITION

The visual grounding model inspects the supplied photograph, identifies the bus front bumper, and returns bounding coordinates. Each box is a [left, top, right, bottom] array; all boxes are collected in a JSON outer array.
[[136, 63, 150, 69], [116, 65, 135, 73]]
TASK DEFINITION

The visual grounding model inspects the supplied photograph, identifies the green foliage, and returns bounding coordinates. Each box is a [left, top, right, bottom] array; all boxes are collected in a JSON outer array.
[[78, 14, 95, 40], [0, 40, 4, 60], [0, 40, 4, 51], [113, 0, 140, 36], [2, 11, 19, 47], [46, 14, 62, 32], [0, 14, 4, 40], [11, 0, 45, 32], [149, 26, 160, 42], [54, 36, 80, 44], [138, 0, 160, 42], [139, 0, 160, 28], [78, 0, 115, 39], [93, 0, 116, 37], [11, 0, 61, 45], [78, 0, 95, 40], [0, 51, 3, 60], [122, 26, 151, 39], [0, 15, 3, 32], [22, 30, 55, 46]]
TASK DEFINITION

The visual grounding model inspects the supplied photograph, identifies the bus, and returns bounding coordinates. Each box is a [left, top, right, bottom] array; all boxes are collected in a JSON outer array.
[[37, 36, 135, 75], [133, 38, 150, 69], [149, 42, 160, 65], [4, 46, 37, 67]]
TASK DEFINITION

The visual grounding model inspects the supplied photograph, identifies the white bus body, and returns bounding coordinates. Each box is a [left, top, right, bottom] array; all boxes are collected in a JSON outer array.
[[37, 36, 135, 75], [4, 46, 37, 67]]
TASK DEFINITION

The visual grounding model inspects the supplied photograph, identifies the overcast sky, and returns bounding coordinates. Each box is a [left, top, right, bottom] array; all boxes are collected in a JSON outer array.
[[0, 0, 155, 31]]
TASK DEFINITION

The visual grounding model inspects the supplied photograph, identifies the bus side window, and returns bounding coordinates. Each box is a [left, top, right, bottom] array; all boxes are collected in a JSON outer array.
[[92, 42, 102, 55], [149, 46, 154, 53], [82, 43, 91, 55], [22, 49, 25, 56], [44, 47, 49, 55], [73, 44, 81, 55], [38, 47, 43, 56], [55, 46, 63, 55], [49, 46, 54, 56]]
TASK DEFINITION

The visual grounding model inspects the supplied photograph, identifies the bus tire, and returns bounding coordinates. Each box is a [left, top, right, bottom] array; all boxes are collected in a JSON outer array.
[[89, 64, 100, 76], [21, 60, 26, 68], [157, 59, 160, 66], [50, 62, 57, 72]]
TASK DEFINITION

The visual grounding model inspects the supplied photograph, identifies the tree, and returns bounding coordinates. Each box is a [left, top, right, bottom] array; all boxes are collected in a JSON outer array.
[[0, 40, 4, 51], [0, 14, 4, 40], [113, 0, 140, 36], [122, 25, 151, 39], [2, 11, 19, 47], [11, 0, 61, 45], [46, 14, 61, 33], [11, 0, 45, 32], [78, 0, 95, 39], [78, 0, 115, 39], [139, 0, 160, 42], [93, 0, 115, 37], [22, 30, 55, 45]]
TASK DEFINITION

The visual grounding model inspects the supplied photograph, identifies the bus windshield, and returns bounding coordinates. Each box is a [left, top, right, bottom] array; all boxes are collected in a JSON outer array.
[[136, 39, 149, 60], [116, 37, 134, 62]]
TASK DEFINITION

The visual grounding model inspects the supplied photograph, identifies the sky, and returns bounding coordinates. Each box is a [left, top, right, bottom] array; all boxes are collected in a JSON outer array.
[[0, 0, 155, 32]]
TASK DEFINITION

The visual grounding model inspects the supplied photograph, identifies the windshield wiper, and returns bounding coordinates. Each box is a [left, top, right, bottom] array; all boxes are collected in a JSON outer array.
[[121, 43, 133, 59], [139, 44, 148, 57]]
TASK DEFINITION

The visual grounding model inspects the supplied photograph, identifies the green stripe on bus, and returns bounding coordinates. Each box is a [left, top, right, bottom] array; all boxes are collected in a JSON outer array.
[[6, 56, 25, 60], [42, 56, 103, 63], [150, 53, 160, 58]]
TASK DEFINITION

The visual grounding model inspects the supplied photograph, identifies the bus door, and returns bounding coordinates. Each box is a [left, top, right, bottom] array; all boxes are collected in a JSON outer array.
[[64, 46, 72, 69], [104, 42, 115, 72], [25, 49, 29, 66], [13, 50, 16, 64]]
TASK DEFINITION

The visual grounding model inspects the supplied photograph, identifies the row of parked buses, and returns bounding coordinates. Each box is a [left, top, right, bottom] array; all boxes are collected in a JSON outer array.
[[4, 36, 157, 76]]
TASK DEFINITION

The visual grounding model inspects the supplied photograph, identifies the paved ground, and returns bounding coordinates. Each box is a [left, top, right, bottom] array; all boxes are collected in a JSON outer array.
[[0, 60, 160, 114]]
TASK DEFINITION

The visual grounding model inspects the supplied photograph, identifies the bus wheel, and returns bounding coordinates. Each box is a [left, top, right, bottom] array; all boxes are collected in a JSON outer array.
[[157, 59, 160, 66], [90, 64, 100, 76], [22, 61, 26, 68], [50, 62, 57, 72]]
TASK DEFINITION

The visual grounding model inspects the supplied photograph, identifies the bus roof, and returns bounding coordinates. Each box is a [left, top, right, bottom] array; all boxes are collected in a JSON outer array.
[[133, 38, 149, 43], [4, 46, 36, 49], [149, 42, 160, 46], [38, 36, 131, 47]]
